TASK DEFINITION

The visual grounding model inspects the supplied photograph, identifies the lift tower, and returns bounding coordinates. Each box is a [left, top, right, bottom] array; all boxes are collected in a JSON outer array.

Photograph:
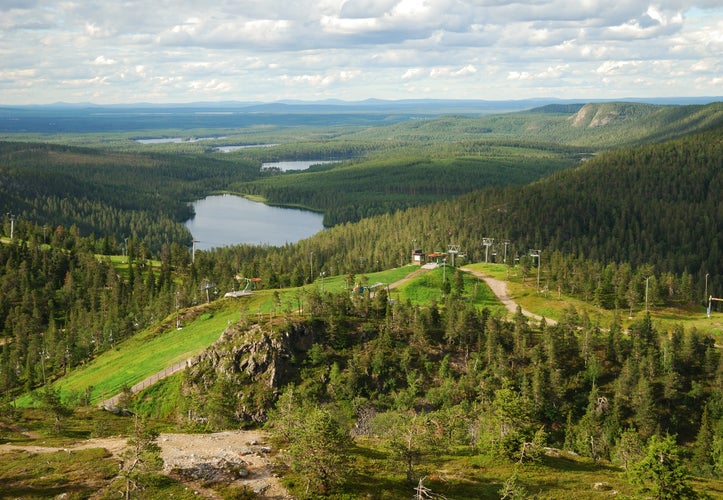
[[708, 296, 723, 318], [482, 238, 494, 263]]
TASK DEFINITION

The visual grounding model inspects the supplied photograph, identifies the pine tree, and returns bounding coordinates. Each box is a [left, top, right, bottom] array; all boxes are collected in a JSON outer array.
[[692, 403, 715, 476], [119, 416, 162, 500], [614, 427, 644, 472], [34, 385, 72, 434], [631, 434, 697, 500], [287, 407, 351, 494]]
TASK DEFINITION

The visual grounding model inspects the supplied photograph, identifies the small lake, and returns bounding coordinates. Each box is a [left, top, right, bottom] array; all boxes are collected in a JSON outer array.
[[215, 144, 278, 153], [262, 160, 338, 171], [185, 194, 324, 250], [136, 136, 224, 144]]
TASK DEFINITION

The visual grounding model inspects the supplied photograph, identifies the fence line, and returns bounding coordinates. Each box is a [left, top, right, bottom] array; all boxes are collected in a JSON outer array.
[[98, 356, 200, 409]]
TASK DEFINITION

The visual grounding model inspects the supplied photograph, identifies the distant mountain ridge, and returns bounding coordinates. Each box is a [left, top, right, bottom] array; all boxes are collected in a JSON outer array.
[[4, 96, 721, 109], [344, 101, 723, 149], [2, 98, 720, 134]]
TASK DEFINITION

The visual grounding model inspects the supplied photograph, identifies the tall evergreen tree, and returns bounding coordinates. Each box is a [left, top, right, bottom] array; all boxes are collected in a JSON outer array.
[[631, 434, 697, 500]]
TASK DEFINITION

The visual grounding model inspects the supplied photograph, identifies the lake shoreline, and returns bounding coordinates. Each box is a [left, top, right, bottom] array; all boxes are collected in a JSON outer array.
[[184, 193, 325, 250]]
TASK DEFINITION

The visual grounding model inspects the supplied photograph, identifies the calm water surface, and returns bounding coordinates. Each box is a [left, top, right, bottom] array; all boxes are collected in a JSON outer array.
[[136, 136, 224, 144], [215, 144, 278, 152], [185, 194, 324, 250], [262, 160, 338, 171]]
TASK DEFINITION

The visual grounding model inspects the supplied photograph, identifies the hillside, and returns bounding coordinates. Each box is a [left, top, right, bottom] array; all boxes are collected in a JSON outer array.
[[236, 143, 579, 225], [346, 101, 723, 148], [0, 142, 262, 251], [4, 258, 721, 498], [1, 117, 721, 402], [230, 101, 722, 224], [212, 123, 723, 312], [1, 103, 723, 498], [2, 102, 720, 233]]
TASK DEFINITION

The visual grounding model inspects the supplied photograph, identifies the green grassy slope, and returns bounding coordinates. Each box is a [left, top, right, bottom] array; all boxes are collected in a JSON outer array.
[[16, 302, 239, 406], [16, 266, 439, 406], [19, 258, 722, 409]]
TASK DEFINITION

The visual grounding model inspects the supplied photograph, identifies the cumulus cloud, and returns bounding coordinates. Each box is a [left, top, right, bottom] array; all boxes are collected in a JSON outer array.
[[92, 56, 117, 66], [430, 65, 477, 78], [280, 70, 363, 89], [0, 0, 720, 103]]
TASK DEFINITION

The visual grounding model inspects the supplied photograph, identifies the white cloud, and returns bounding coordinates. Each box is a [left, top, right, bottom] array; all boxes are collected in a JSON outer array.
[[321, 15, 380, 34], [280, 70, 363, 89], [595, 60, 643, 75], [0, 68, 37, 81], [92, 55, 117, 66], [0, 0, 721, 103], [429, 64, 477, 78], [402, 67, 425, 80], [188, 78, 233, 93], [507, 71, 532, 81]]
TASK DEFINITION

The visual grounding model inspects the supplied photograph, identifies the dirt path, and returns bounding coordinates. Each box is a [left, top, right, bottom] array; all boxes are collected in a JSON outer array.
[[0, 429, 291, 499], [461, 267, 556, 325], [387, 267, 429, 290], [385, 265, 555, 324]]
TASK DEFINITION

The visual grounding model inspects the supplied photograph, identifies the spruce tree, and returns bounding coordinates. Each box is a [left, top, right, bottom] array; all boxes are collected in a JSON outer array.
[[692, 403, 715, 476], [631, 434, 697, 500]]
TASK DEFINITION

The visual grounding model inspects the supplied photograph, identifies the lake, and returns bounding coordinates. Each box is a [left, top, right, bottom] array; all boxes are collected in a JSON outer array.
[[135, 136, 224, 144], [215, 144, 278, 152], [262, 160, 338, 171], [184, 194, 324, 250]]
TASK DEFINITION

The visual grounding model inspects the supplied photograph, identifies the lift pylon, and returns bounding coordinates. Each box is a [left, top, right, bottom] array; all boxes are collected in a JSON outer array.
[[708, 296, 723, 318]]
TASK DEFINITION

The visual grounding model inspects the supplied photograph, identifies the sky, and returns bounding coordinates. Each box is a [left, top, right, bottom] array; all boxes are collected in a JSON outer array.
[[1, 0, 721, 105]]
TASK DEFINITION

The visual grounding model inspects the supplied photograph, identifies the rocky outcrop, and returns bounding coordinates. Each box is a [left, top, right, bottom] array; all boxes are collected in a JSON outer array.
[[569, 102, 634, 128], [183, 321, 318, 424]]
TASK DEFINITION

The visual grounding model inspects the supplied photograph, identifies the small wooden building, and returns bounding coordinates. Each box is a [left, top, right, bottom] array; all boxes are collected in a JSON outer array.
[[411, 248, 425, 265]]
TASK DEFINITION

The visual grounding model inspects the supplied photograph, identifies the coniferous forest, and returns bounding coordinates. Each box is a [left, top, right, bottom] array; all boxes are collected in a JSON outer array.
[[0, 101, 722, 498]]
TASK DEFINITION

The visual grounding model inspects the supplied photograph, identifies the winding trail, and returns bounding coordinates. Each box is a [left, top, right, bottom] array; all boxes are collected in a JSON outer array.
[[385, 264, 555, 325], [460, 267, 557, 325]]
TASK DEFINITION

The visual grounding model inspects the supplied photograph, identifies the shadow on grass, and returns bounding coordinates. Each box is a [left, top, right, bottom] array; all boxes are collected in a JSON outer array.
[[342, 472, 409, 499], [341, 442, 409, 498], [345, 443, 510, 499], [0, 484, 93, 499], [349, 441, 389, 461], [539, 453, 622, 474]]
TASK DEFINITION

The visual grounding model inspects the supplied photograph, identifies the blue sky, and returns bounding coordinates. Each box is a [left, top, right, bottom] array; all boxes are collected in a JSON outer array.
[[1, 0, 721, 104]]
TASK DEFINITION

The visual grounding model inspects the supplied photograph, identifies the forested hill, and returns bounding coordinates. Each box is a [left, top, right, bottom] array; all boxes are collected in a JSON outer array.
[[499, 125, 723, 273], [234, 102, 723, 225], [238, 123, 722, 299], [0, 142, 261, 251], [347, 101, 723, 148]]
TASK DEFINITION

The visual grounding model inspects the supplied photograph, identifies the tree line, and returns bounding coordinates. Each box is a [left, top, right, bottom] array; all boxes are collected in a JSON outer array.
[[220, 124, 722, 303], [0, 141, 260, 252], [2, 123, 721, 398], [178, 281, 721, 495]]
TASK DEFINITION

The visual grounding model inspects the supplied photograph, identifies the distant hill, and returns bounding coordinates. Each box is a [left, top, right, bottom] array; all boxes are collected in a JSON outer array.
[[350, 101, 723, 148], [237, 102, 723, 226], [2, 98, 720, 133], [282, 122, 723, 296]]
